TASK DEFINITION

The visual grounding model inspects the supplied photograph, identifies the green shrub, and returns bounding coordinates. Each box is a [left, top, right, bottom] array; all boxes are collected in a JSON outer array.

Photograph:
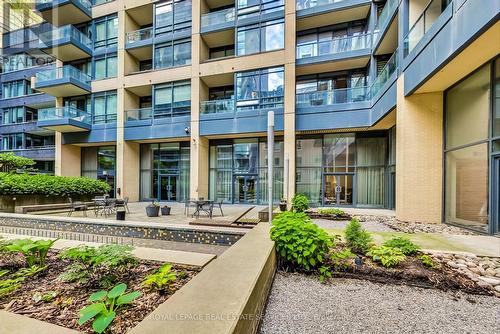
[[419, 254, 437, 269], [142, 263, 177, 291], [6, 238, 57, 267], [270, 211, 332, 271], [317, 208, 345, 217], [0, 265, 46, 298], [78, 283, 141, 333], [0, 152, 35, 172], [291, 193, 309, 212], [318, 266, 332, 283], [0, 172, 110, 197], [383, 237, 420, 255], [330, 248, 355, 270], [367, 246, 406, 267], [344, 219, 373, 254], [58, 245, 137, 287]]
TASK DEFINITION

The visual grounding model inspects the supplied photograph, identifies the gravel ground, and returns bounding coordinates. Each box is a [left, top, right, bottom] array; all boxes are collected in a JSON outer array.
[[259, 272, 500, 334], [312, 219, 395, 232]]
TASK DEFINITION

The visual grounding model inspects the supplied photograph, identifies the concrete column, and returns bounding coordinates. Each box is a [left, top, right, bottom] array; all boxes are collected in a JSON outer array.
[[395, 74, 443, 224], [283, 1, 296, 202]]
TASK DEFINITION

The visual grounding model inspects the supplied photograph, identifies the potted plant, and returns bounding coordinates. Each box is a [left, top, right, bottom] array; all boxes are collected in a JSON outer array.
[[279, 198, 287, 212], [146, 201, 160, 217], [161, 205, 171, 216]]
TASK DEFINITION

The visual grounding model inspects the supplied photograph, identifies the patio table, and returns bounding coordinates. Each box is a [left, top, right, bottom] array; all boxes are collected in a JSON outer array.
[[191, 200, 213, 219]]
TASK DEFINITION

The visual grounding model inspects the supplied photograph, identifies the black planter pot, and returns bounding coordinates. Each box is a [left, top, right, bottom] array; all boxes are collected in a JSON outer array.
[[279, 203, 287, 212], [116, 210, 126, 220], [146, 205, 160, 217], [161, 207, 171, 215]]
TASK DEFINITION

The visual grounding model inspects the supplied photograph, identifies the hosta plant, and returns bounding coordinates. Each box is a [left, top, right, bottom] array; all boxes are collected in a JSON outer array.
[[383, 237, 420, 255], [142, 263, 177, 291], [78, 283, 141, 333], [6, 239, 57, 267], [367, 246, 406, 268]]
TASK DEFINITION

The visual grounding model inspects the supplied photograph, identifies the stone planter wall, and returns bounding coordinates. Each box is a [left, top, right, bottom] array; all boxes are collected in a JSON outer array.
[[0, 195, 92, 213]]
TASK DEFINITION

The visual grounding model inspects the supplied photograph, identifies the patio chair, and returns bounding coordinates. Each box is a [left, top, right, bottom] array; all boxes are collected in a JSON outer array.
[[116, 197, 130, 213], [93, 196, 107, 216], [68, 198, 87, 217], [102, 200, 116, 218], [210, 199, 224, 217], [184, 198, 197, 216]]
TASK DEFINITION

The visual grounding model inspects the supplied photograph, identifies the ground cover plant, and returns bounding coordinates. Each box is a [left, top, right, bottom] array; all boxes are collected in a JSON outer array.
[[0, 239, 200, 333]]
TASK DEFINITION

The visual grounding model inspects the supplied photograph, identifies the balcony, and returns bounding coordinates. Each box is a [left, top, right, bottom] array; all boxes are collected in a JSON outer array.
[[296, 0, 371, 30], [370, 49, 398, 99], [36, 0, 92, 26], [37, 106, 91, 132], [35, 65, 91, 97], [296, 86, 369, 107], [39, 25, 92, 62], [201, 8, 236, 33], [124, 108, 191, 141], [200, 99, 235, 114], [0, 146, 56, 161], [296, 34, 371, 75], [126, 27, 153, 48], [373, 0, 399, 54]]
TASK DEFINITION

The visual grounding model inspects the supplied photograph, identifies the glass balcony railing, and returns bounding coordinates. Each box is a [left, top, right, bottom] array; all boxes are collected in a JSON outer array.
[[125, 108, 153, 121], [38, 106, 91, 124], [37, 0, 92, 11], [126, 27, 153, 45], [403, 0, 450, 56], [296, 86, 369, 107], [201, 7, 236, 28], [370, 49, 398, 97], [296, 0, 347, 11], [39, 24, 92, 49], [373, 0, 398, 40], [36, 65, 91, 85], [200, 99, 235, 114], [296, 34, 371, 60]]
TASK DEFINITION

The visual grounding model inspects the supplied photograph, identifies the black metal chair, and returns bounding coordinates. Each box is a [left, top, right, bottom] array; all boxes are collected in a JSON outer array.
[[210, 199, 224, 217], [68, 198, 87, 217]]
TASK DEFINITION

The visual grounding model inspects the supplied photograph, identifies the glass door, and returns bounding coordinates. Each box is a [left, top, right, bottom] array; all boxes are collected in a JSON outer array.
[[159, 175, 178, 201], [234, 175, 258, 204], [323, 174, 354, 206], [492, 156, 500, 234]]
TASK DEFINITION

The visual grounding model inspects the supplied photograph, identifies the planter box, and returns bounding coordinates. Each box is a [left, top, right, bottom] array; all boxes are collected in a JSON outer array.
[[0, 195, 92, 213]]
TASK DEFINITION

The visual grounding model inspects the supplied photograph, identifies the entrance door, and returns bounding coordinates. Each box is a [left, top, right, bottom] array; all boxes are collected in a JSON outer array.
[[323, 174, 353, 206], [159, 175, 178, 201], [234, 175, 257, 204], [492, 156, 500, 234]]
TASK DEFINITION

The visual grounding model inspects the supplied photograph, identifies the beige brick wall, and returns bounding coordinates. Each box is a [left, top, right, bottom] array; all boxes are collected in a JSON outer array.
[[395, 74, 443, 224]]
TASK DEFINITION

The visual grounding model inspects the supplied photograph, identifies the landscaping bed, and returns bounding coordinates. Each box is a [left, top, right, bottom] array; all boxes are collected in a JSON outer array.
[[305, 208, 352, 221], [0, 241, 200, 333]]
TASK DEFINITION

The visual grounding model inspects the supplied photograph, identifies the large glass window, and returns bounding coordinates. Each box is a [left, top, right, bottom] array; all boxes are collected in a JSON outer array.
[[94, 54, 117, 80], [154, 40, 191, 69], [81, 146, 116, 197], [236, 67, 284, 110], [1, 133, 24, 150], [356, 136, 387, 207], [2, 80, 32, 98], [445, 62, 492, 232], [154, 81, 191, 118], [94, 15, 118, 50], [296, 138, 323, 205], [2, 54, 36, 72], [155, 0, 192, 35], [93, 91, 117, 124], [494, 58, 500, 138], [237, 20, 284, 56], [2, 107, 27, 124]]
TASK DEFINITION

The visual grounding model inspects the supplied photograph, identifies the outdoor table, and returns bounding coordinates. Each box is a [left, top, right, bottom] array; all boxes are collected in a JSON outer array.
[[191, 200, 213, 219]]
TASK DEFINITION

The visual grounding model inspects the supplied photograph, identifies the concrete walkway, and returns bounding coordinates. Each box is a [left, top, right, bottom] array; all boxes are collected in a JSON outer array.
[[324, 227, 500, 257]]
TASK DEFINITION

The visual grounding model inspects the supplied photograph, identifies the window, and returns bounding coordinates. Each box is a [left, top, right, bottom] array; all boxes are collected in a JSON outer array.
[[94, 15, 118, 50], [2, 107, 26, 124], [93, 91, 117, 124], [209, 45, 235, 60], [81, 146, 116, 197], [237, 20, 284, 56], [236, 67, 284, 110], [154, 40, 191, 69], [2, 80, 32, 98], [1, 133, 24, 150], [94, 54, 117, 80], [155, 0, 192, 35], [237, 0, 284, 18], [153, 81, 191, 118], [1, 54, 37, 72]]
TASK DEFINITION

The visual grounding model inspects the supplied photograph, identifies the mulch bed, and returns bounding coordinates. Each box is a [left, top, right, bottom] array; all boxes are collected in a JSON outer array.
[[0, 251, 200, 333], [305, 211, 352, 221]]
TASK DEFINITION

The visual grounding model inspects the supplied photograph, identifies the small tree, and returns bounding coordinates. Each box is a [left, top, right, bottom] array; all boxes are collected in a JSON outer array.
[[0, 152, 36, 172]]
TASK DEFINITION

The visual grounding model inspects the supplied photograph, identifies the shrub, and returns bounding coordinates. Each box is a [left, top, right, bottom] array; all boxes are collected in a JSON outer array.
[[330, 248, 355, 270], [291, 193, 309, 213], [317, 208, 345, 217], [419, 254, 437, 269], [58, 244, 137, 287], [270, 211, 332, 271], [367, 246, 406, 267], [318, 266, 332, 283], [142, 263, 177, 291], [0, 265, 46, 298], [0, 172, 110, 197], [344, 219, 373, 254], [78, 283, 141, 333], [0, 152, 35, 172], [383, 237, 420, 255], [6, 238, 57, 267]]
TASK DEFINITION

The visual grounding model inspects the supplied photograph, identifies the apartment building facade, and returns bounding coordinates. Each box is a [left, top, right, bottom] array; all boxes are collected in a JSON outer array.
[[0, 0, 498, 234]]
